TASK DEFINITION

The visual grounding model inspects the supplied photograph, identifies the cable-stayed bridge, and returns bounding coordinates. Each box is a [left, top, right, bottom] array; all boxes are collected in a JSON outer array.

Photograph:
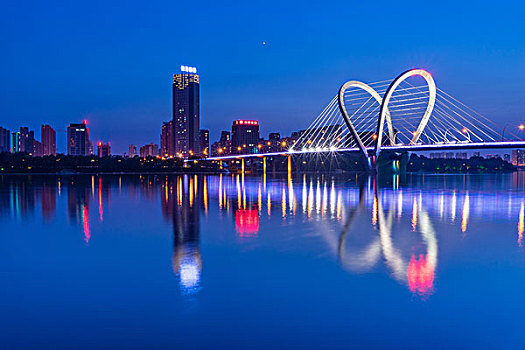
[[201, 69, 525, 171]]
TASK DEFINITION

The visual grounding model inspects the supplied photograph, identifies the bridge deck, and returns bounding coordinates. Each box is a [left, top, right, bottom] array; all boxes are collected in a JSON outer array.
[[185, 141, 525, 162]]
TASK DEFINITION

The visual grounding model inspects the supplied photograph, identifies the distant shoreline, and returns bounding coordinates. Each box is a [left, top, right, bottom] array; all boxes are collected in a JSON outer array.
[[0, 169, 518, 176]]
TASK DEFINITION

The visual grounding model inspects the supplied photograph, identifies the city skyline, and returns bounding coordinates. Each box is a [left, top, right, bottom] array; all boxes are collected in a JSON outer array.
[[2, 65, 525, 158]]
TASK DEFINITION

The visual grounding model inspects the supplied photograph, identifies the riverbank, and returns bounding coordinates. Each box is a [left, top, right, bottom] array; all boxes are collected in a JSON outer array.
[[0, 152, 517, 175]]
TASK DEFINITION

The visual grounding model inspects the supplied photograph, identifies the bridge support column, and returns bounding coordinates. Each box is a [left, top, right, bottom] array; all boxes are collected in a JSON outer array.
[[376, 151, 409, 175]]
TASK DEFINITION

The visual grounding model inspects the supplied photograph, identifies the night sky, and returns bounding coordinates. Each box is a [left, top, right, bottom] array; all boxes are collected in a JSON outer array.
[[1, 0, 524, 154]]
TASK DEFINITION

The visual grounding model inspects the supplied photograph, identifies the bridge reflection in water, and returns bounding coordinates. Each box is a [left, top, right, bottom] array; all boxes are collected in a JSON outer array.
[[157, 172, 525, 298], [2, 173, 525, 299]]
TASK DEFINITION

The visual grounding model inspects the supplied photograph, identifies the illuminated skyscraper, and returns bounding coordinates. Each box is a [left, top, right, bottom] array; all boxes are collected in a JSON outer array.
[[173, 66, 200, 157], [219, 130, 231, 154], [231, 120, 260, 154], [200, 129, 209, 157], [97, 142, 111, 157], [19, 127, 35, 153], [32, 140, 42, 157], [11, 132, 20, 153], [512, 149, 525, 167], [161, 121, 174, 157], [220, 131, 230, 143], [67, 121, 90, 156], [0, 126, 10, 153], [139, 143, 158, 158], [128, 144, 137, 157], [41, 124, 56, 156]]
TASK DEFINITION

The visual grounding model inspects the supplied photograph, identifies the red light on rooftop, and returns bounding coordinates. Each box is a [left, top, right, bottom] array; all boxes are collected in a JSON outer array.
[[98, 142, 102, 146], [235, 119, 258, 126], [84, 119, 88, 125]]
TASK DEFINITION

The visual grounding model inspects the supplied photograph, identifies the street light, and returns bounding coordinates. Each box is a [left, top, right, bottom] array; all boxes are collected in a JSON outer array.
[[502, 123, 525, 140], [519, 124, 525, 140], [461, 127, 472, 142]]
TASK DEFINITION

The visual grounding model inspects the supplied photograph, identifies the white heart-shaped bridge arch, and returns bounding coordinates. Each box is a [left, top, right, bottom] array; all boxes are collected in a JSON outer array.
[[338, 69, 436, 160]]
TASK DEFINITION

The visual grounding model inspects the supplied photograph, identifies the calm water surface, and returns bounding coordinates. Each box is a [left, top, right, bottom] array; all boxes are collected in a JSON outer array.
[[1, 173, 525, 349]]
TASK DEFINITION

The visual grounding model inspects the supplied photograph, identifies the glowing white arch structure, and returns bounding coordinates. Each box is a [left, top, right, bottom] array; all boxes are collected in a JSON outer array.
[[338, 69, 436, 168], [338, 81, 395, 160], [375, 69, 436, 156]]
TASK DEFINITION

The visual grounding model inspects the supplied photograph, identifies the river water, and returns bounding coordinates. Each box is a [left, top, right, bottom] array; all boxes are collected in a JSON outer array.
[[1, 173, 525, 349]]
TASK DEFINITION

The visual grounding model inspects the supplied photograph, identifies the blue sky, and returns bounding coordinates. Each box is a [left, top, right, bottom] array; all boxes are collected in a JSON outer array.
[[1, 0, 524, 153]]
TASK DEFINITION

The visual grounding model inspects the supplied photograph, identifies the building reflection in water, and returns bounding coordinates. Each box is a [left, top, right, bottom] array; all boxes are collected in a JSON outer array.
[[0, 178, 11, 218], [235, 206, 259, 237], [41, 180, 57, 223], [209, 173, 439, 299], [161, 176, 202, 296], [519, 201, 524, 247], [67, 177, 92, 243]]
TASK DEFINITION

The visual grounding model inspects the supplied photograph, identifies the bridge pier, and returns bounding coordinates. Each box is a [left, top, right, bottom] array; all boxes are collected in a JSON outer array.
[[375, 151, 409, 175]]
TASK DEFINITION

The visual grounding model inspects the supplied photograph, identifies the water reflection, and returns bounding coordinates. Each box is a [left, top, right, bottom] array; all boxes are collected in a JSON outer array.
[[1, 173, 525, 299], [161, 176, 202, 296], [519, 201, 524, 247]]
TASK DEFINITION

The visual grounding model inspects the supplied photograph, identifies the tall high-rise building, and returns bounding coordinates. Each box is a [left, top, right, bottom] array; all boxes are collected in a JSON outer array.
[[41, 124, 56, 156], [19, 127, 35, 153], [128, 144, 137, 157], [11, 132, 20, 153], [219, 130, 231, 154], [32, 139, 43, 157], [97, 142, 111, 157], [173, 66, 200, 157], [200, 129, 209, 157], [161, 121, 174, 157], [231, 120, 260, 154], [220, 131, 231, 143], [67, 121, 90, 156], [0, 126, 10, 153], [512, 149, 525, 167], [140, 143, 158, 158]]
